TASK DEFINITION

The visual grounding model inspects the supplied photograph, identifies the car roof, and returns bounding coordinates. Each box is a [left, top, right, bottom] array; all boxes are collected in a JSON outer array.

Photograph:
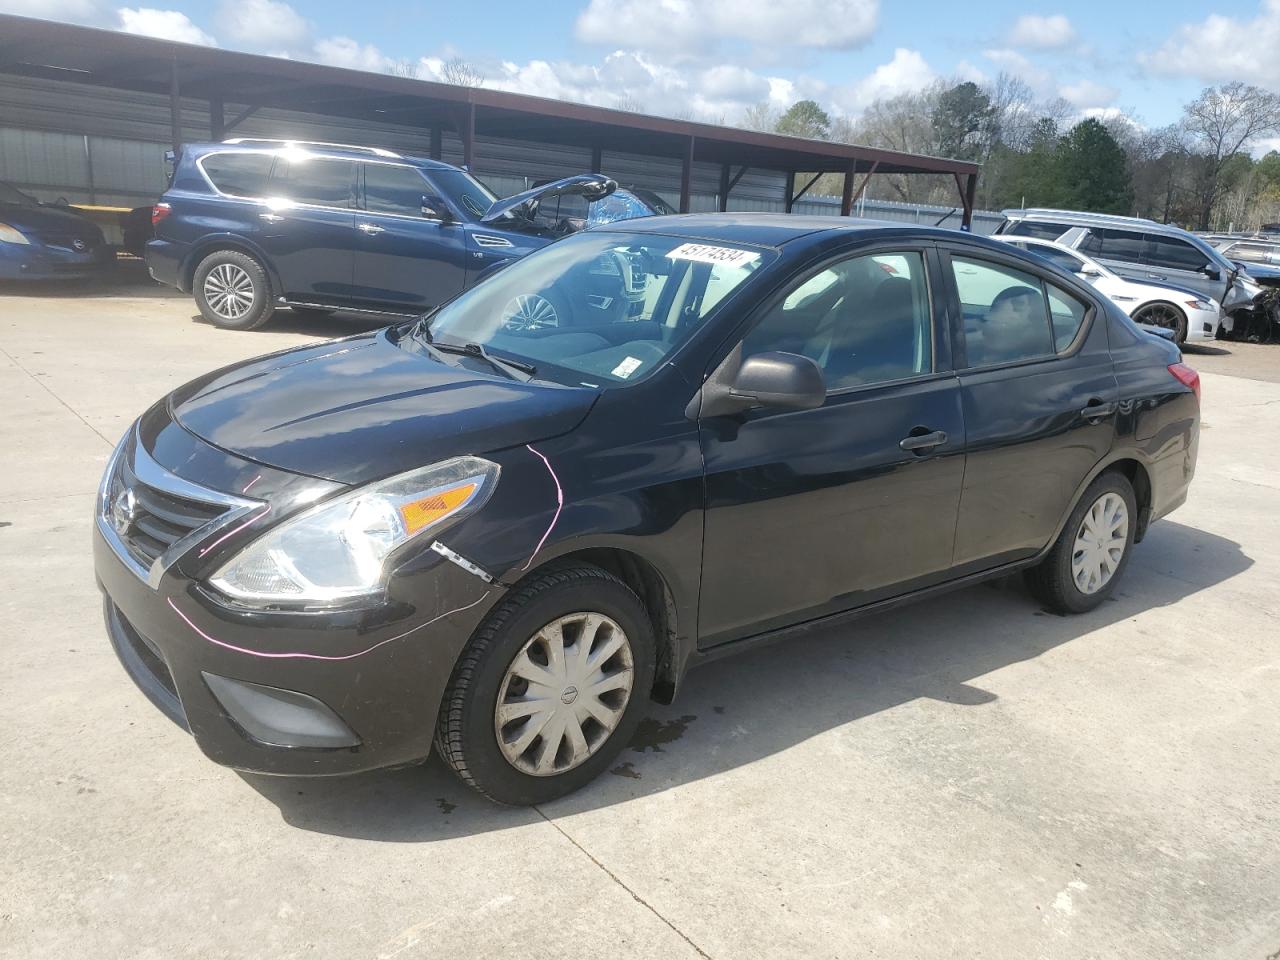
[[599, 213, 984, 248], [195, 140, 457, 171]]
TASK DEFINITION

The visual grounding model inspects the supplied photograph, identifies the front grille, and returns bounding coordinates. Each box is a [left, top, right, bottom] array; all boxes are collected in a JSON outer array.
[[113, 453, 228, 567], [34, 232, 100, 251]]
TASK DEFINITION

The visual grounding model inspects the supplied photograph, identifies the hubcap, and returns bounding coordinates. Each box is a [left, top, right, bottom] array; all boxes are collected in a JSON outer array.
[[1071, 492, 1129, 595], [203, 263, 255, 320], [495, 612, 634, 777], [501, 294, 558, 331]]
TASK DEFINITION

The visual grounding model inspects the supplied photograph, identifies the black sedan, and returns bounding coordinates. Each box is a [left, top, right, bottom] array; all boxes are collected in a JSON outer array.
[[94, 215, 1200, 804]]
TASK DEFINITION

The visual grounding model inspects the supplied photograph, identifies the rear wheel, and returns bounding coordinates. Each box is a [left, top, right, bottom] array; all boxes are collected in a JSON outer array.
[[1025, 471, 1137, 614], [435, 563, 656, 805], [1132, 302, 1188, 344], [193, 250, 274, 330]]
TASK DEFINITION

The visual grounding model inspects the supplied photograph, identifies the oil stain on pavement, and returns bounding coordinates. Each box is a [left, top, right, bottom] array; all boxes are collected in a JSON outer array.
[[629, 715, 696, 753]]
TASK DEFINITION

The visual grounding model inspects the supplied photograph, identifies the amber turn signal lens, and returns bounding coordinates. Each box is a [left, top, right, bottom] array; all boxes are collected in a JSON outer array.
[[398, 482, 478, 535]]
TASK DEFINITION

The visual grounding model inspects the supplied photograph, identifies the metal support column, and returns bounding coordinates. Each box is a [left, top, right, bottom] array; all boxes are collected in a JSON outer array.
[[840, 163, 855, 216], [590, 145, 602, 175], [960, 172, 977, 231], [784, 171, 796, 213], [679, 136, 695, 213], [718, 164, 730, 212], [458, 103, 475, 170], [429, 125, 442, 161], [209, 96, 225, 141], [168, 58, 182, 153]]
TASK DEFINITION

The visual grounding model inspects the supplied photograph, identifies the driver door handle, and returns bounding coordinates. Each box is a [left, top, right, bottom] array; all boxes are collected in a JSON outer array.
[[357, 223, 385, 235], [1081, 399, 1118, 421], [899, 430, 948, 452]]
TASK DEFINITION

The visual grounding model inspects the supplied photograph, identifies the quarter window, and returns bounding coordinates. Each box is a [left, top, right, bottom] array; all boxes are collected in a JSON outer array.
[[743, 251, 932, 390], [951, 257, 1054, 366], [364, 163, 431, 216], [201, 153, 274, 198], [1144, 236, 1210, 272], [269, 157, 355, 208]]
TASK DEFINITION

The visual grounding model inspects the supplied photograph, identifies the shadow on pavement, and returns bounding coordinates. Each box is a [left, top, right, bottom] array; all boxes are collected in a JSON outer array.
[[188, 308, 392, 338], [245, 518, 1250, 840]]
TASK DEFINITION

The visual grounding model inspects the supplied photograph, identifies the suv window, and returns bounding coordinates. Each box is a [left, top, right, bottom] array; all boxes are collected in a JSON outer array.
[[1144, 235, 1209, 272], [1221, 241, 1273, 264], [201, 153, 274, 198], [363, 163, 430, 216], [743, 251, 932, 390], [1078, 228, 1144, 264], [1016, 243, 1086, 274], [1005, 220, 1073, 240], [952, 257, 1055, 365], [269, 157, 355, 208]]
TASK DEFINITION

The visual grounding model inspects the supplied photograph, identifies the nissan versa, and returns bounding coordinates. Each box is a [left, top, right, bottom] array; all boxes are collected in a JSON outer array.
[[96, 215, 1200, 805]]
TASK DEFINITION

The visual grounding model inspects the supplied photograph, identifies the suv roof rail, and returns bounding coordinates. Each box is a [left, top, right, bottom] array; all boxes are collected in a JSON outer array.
[[1005, 207, 1163, 227], [221, 138, 401, 159]]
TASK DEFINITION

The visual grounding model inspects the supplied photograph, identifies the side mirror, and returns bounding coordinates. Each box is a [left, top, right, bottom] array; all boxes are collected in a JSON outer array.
[[1078, 268, 1101, 278], [421, 197, 451, 223], [729, 352, 826, 411], [1201, 265, 1221, 281]]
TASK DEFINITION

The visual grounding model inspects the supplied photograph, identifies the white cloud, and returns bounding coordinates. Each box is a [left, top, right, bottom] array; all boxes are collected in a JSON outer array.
[[1007, 13, 1076, 50], [311, 35, 392, 72], [1060, 79, 1118, 109], [219, 0, 309, 49], [1253, 135, 1280, 158], [116, 8, 216, 45], [575, 0, 878, 59], [830, 48, 935, 114], [1141, 0, 1280, 90]]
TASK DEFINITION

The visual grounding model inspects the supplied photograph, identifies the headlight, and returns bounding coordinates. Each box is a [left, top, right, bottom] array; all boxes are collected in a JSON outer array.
[[0, 223, 31, 245], [1185, 299, 1211, 311], [209, 456, 499, 609]]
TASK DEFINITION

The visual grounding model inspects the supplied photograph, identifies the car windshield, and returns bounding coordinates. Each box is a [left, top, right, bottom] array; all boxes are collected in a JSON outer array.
[[0, 182, 37, 205], [430, 169, 499, 219], [418, 231, 771, 386]]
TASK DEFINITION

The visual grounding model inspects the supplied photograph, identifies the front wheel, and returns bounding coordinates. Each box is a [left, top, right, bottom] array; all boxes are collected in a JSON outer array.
[[1132, 302, 1188, 345], [192, 250, 275, 330], [435, 563, 656, 805], [1025, 471, 1137, 614]]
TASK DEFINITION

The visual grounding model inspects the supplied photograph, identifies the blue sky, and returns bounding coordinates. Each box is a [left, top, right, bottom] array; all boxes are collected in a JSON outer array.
[[5, 0, 1280, 141]]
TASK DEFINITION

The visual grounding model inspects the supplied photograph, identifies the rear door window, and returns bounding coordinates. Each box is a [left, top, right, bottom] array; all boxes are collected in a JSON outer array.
[[1144, 235, 1210, 272], [200, 153, 274, 198], [1078, 228, 1145, 264], [269, 158, 355, 208], [951, 257, 1055, 366], [1046, 284, 1088, 351]]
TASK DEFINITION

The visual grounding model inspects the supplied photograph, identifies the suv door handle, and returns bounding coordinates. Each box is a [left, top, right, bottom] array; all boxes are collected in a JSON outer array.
[[899, 429, 948, 452], [357, 223, 385, 235], [1081, 399, 1117, 421], [258, 213, 284, 223], [1145, 273, 1166, 280]]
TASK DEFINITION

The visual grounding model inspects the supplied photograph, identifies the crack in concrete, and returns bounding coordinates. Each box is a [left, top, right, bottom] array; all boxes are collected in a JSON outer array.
[[0, 345, 113, 447], [533, 806, 713, 959]]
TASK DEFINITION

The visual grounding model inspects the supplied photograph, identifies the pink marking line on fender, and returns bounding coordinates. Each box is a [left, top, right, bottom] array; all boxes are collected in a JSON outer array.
[[522, 443, 564, 571], [165, 592, 491, 661], [198, 505, 270, 557]]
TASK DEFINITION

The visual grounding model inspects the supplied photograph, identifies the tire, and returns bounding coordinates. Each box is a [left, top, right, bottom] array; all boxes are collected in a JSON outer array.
[[1025, 470, 1138, 615], [435, 563, 656, 805], [192, 249, 275, 330], [289, 306, 335, 321], [1132, 302, 1188, 345]]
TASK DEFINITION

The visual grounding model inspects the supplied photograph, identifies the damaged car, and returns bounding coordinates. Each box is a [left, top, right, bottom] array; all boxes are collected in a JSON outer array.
[[145, 138, 618, 329]]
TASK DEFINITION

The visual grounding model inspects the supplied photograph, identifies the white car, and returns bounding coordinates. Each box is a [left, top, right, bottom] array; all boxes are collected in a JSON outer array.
[[997, 235, 1220, 343]]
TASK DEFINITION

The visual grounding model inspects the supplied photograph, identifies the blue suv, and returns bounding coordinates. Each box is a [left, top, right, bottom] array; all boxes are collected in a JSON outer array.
[[146, 139, 618, 330]]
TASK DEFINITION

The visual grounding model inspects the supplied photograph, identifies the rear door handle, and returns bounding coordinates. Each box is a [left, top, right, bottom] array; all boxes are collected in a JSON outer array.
[[899, 429, 948, 452], [357, 223, 385, 235], [1081, 400, 1117, 421]]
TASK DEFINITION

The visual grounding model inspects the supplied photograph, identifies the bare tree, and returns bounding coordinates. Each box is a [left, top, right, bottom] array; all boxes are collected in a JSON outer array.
[[740, 101, 778, 132], [1181, 82, 1280, 228], [388, 59, 420, 79], [614, 94, 646, 114], [440, 57, 484, 88]]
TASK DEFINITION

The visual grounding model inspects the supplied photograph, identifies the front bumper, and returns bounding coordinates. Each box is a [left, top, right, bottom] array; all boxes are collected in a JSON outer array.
[[0, 242, 114, 280], [94, 421, 496, 776]]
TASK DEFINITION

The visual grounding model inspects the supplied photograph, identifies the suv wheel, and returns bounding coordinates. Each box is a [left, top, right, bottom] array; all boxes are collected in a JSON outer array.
[[193, 250, 275, 330], [1132, 302, 1188, 344], [435, 563, 656, 805], [1025, 471, 1137, 614]]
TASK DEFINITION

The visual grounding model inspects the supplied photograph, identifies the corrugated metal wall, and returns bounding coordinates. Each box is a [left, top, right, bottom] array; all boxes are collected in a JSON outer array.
[[0, 73, 1002, 234]]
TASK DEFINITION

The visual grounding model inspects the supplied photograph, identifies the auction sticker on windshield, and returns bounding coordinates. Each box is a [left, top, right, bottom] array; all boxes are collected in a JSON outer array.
[[667, 243, 760, 268]]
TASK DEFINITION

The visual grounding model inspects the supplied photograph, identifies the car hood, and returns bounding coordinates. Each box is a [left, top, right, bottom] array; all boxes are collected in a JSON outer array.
[[169, 331, 599, 485], [482, 174, 617, 224], [0, 202, 102, 238]]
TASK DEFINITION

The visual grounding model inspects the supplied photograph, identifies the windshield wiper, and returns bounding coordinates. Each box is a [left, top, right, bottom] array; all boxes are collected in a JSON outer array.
[[429, 337, 536, 382]]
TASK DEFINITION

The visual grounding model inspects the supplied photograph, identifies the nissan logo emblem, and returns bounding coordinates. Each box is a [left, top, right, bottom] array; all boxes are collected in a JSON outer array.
[[111, 488, 138, 536], [72, 239, 87, 251]]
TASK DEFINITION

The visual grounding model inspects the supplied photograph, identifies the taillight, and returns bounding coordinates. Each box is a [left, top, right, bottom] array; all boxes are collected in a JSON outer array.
[[1168, 362, 1200, 402], [151, 202, 171, 227]]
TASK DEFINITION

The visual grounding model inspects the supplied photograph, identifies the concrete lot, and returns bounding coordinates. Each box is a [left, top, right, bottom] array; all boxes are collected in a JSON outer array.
[[2, 271, 1279, 960]]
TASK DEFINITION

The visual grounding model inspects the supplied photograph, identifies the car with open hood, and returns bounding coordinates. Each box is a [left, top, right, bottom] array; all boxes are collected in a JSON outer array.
[[144, 139, 618, 330], [99, 215, 1200, 804]]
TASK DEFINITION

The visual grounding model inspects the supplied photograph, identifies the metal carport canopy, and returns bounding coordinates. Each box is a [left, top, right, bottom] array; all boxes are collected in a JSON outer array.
[[0, 13, 980, 224]]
